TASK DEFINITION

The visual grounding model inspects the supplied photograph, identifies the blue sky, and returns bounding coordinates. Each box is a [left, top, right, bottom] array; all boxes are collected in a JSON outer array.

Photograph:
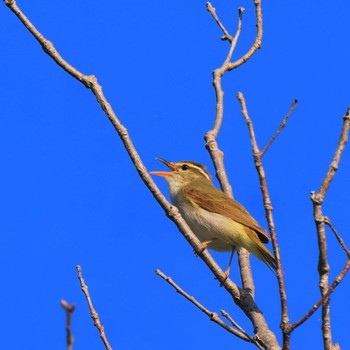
[[1, 1, 349, 349]]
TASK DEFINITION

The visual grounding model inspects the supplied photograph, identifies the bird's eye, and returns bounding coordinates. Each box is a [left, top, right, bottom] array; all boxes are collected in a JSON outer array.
[[181, 164, 189, 171]]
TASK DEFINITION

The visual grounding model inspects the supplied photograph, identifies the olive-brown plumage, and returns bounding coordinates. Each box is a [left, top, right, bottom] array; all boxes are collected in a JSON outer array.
[[151, 158, 276, 272]]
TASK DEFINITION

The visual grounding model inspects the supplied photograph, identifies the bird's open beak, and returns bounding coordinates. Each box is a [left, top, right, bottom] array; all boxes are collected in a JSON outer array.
[[150, 158, 176, 177]]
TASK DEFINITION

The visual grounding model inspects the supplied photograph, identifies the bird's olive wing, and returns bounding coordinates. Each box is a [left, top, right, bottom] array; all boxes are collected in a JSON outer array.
[[183, 181, 271, 243]]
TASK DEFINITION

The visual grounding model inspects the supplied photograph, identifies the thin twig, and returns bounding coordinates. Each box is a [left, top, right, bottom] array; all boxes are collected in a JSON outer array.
[[228, 0, 263, 71], [261, 99, 298, 156], [76, 266, 112, 350], [61, 300, 76, 350], [220, 309, 254, 342], [317, 106, 350, 199], [290, 258, 350, 331], [324, 217, 350, 256], [155, 269, 263, 348], [223, 8, 245, 66], [236, 92, 289, 349], [206, 2, 233, 41]]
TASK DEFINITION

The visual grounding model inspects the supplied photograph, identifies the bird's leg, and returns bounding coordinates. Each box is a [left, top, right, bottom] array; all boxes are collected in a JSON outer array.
[[201, 239, 216, 248], [222, 246, 236, 282], [194, 238, 217, 256]]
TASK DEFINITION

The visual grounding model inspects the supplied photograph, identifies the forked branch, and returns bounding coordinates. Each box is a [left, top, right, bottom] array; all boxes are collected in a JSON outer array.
[[205, 1, 263, 197], [236, 92, 289, 348], [155, 269, 264, 348], [203, 3, 280, 348], [307, 107, 350, 350]]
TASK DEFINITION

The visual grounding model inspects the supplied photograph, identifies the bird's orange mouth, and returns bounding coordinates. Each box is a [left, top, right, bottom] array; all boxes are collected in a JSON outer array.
[[150, 158, 176, 177]]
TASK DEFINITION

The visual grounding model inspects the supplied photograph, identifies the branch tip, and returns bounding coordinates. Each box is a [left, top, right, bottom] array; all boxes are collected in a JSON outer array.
[[344, 105, 350, 120]]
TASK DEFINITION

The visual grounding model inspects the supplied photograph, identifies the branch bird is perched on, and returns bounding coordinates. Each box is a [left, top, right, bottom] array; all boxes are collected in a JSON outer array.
[[151, 158, 276, 276]]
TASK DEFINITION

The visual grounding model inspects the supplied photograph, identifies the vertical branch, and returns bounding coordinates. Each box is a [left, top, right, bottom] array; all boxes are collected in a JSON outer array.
[[237, 92, 290, 349], [61, 300, 76, 350], [204, 3, 280, 348], [205, 0, 263, 293], [312, 193, 332, 349], [205, 0, 262, 196], [205, 3, 245, 197], [311, 107, 350, 350]]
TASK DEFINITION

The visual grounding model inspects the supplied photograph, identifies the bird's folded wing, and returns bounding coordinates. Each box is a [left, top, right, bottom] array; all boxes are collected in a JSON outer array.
[[183, 182, 271, 243]]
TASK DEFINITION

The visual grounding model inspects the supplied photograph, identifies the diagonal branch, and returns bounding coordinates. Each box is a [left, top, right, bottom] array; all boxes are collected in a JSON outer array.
[[76, 266, 112, 350], [290, 258, 350, 331], [324, 217, 350, 257], [220, 309, 251, 338], [206, 2, 234, 41], [155, 269, 264, 348], [261, 99, 298, 156]]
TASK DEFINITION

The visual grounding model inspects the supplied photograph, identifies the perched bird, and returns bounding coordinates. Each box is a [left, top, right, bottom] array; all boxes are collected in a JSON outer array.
[[151, 158, 276, 275]]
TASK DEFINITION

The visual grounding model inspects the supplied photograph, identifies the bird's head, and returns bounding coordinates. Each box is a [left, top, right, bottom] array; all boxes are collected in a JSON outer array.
[[151, 158, 212, 187]]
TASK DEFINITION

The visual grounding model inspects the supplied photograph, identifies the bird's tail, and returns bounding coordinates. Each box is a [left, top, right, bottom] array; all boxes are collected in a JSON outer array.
[[255, 244, 277, 272]]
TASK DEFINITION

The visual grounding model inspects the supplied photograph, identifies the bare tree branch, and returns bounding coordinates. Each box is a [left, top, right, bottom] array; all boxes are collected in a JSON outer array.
[[61, 300, 76, 350], [206, 2, 254, 296], [279, 106, 350, 346], [290, 258, 350, 332], [8, 0, 349, 349], [76, 265, 112, 350], [203, 3, 280, 348], [206, 2, 236, 42], [155, 269, 264, 347], [220, 309, 258, 345], [324, 217, 350, 256], [261, 99, 298, 156], [309, 106, 350, 350], [205, 0, 262, 196], [317, 107, 350, 199], [205, 3, 244, 197], [236, 92, 289, 349]]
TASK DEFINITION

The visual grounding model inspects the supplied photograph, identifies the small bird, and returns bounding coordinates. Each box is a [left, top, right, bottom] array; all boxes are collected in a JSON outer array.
[[151, 158, 276, 275]]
